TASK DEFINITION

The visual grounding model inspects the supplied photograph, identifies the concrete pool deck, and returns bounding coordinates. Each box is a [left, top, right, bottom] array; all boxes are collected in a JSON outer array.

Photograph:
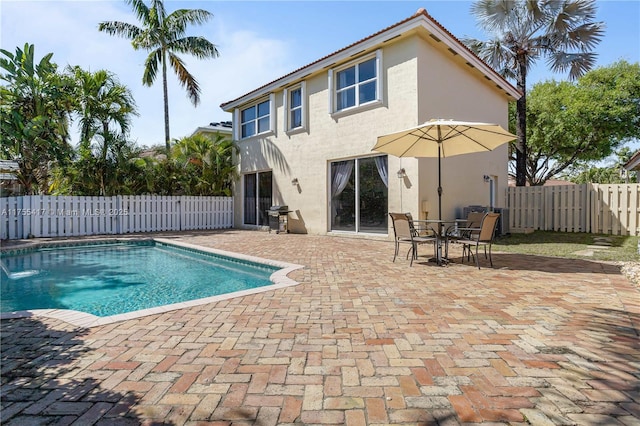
[[1, 229, 639, 425]]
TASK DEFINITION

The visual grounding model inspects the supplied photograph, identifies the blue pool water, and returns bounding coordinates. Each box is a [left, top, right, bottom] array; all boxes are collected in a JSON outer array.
[[0, 242, 278, 317]]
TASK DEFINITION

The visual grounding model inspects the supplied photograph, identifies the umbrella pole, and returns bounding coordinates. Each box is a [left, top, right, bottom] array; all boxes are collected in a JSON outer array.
[[437, 143, 442, 221], [436, 142, 444, 266]]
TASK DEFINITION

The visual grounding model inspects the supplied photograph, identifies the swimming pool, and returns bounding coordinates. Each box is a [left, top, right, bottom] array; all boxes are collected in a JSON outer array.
[[1, 239, 302, 327]]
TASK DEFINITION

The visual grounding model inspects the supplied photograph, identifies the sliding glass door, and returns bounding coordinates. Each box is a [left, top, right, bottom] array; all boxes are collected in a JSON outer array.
[[330, 155, 388, 234], [244, 171, 272, 226]]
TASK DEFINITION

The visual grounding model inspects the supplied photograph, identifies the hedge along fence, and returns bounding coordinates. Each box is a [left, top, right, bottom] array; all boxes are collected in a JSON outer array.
[[507, 183, 640, 236], [0, 195, 234, 240]]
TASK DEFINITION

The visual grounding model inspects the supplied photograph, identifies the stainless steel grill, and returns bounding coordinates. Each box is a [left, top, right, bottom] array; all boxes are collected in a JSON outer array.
[[267, 205, 292, 233]]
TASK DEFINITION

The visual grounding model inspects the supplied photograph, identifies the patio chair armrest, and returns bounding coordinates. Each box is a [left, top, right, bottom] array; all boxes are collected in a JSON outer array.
[[456, 226, 481, 240]]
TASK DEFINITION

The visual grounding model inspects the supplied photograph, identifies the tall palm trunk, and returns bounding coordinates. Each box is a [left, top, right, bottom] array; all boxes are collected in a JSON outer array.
[[162, 49, 171, 156], [515, 57, 527, 187]]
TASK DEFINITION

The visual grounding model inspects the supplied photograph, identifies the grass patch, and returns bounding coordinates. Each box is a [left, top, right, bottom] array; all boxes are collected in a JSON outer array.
[[493, 231, 639, 262]]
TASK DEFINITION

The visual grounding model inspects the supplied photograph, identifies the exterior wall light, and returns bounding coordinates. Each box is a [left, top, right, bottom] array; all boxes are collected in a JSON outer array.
[[397, 168, 406, 178], [483, 175, 491, 182], [291, 178, 299, 185]]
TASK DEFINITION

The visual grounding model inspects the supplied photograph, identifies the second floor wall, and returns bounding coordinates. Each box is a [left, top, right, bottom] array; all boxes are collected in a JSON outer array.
[[231, 31, 510, 172]]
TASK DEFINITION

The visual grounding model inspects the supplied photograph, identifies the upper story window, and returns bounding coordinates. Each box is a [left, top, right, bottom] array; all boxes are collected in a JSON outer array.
[[336, 58, 376, 109], [290, 88, 303, 127], [241, 99, 270, 138], [284, 82, 306, 132], [329, 50, 383, 115]]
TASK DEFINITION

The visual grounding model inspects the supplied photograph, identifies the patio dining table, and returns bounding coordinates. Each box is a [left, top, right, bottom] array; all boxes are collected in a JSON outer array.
[[412, 219, 461, 266]]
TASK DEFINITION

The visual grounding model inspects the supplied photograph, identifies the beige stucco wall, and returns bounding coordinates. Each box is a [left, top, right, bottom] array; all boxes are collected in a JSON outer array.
[[411, 38, 511, 222], [233, 33, 512, 236]]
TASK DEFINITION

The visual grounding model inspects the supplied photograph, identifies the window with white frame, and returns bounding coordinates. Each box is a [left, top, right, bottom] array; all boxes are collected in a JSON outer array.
[[329, 50, 382, 114], [284, 82, 306, 132], [240, 99, 271, 138]]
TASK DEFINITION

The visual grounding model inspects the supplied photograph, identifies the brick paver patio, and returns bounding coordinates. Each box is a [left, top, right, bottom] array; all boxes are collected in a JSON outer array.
[[1, 230, 639, 425]]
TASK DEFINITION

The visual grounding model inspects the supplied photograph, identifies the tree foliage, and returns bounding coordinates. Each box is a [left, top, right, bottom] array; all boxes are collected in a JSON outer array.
[[564, 147, 637, 184], [465, 0, 604, 186], [55, 66, 141, 195], [98, 0, 219, 153], [171, 132, 237, 196], [0, 43, 75, 194], [520, 60, 640, 185], [2, 42, 236, 197]]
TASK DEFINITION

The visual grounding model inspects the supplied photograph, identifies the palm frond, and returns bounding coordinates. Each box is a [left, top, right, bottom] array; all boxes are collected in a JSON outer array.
[[464, 37, 514, 75], [497, 65, 517, 81], [168, 36, 219, 59], [168, 52, 200, 105], [98, 21, 143, 43], [524, 0, 547, 24], [564, 22, 605, 51], [559, 0, 599, 22], [150, 0, 166, 24], [166, 8, 213, 33], [142, 49, 162, 85], [547, 51, 598, 80], [461, 37, 485, 54], [470, 0, 514, 33], [147, 2, 162, 34], [132, 27, 159, 50], [126, 0, 150, 24]]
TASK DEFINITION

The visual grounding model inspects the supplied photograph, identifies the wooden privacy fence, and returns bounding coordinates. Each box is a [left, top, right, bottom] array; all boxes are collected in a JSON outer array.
[[0, 195, 234, 240], [507, 183, 640, 236]]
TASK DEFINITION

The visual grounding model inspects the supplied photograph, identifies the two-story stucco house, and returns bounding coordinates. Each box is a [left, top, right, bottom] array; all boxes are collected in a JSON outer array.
[[221, 8, 521, 236]]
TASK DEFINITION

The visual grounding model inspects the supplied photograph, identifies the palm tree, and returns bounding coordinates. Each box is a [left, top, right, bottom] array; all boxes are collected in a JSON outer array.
[[70, 67, 136, 148], [172, 133, 237, 195], [463, 0, 604, 186], [68, 66, 138, 195], [98, 0, 219, 154]]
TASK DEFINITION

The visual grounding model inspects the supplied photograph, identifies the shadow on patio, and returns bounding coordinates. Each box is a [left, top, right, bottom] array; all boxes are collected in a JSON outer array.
[[0, 316, 170, 425], [446, 251, 623, 276]]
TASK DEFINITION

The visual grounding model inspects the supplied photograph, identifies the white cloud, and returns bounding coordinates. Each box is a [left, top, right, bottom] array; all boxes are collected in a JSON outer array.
[[1, 1, 296, 147]]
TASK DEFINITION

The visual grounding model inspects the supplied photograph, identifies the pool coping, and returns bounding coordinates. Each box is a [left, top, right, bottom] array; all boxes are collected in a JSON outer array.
[[1, 237, 305, 328]]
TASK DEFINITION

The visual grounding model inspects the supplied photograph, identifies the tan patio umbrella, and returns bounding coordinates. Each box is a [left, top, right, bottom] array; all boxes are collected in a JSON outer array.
[[372, 119, 516, 220]]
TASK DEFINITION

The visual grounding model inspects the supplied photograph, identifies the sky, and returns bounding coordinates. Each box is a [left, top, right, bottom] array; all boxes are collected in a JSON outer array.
[[2, 0, 639, 149]]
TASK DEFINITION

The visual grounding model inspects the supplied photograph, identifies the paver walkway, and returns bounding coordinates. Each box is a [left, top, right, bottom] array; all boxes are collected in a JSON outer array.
[[1, 230, 639, 425]]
